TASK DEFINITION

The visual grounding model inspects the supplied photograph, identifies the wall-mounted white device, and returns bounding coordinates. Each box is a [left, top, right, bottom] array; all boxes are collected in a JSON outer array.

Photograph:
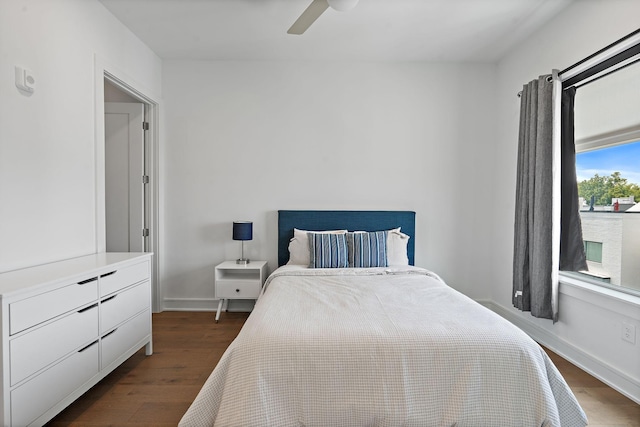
[[15, 66, 36, 93]]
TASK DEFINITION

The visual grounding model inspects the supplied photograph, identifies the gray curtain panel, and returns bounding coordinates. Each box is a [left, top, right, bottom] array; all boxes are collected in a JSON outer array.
[[560, 87, 588, 272], [513, 75, 554, 319]]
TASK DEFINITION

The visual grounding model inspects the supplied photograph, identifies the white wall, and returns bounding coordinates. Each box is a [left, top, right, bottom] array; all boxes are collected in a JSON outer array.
[[0, 0, 162, 272], [161, 60, 497, 308], [492, 0, 640, 402]]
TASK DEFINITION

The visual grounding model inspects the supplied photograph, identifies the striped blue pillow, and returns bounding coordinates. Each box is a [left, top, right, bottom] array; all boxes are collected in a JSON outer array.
[[308, 232, 348, 268], [347, 231, 388, 268]]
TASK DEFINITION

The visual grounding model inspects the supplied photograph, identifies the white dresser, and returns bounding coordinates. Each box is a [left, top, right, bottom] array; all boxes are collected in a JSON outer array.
[[0, 252, 153, 427]]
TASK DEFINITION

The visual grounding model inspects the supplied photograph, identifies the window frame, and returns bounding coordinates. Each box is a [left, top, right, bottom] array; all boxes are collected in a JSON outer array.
[[558, 29, 640, 299]]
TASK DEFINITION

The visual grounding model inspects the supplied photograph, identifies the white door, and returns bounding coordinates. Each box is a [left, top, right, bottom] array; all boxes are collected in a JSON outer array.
[[105, 102, 145, 252]]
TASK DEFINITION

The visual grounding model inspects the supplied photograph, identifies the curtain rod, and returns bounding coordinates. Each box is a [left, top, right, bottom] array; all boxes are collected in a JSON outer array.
[[559, 28, 640, 77], [516, 28, 640, 97], [562, 42, 640, 89], [572, 56, 640, 90]]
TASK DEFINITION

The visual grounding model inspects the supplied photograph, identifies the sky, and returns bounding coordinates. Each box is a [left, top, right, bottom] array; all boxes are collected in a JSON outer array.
[[576, 140, 640, 185]]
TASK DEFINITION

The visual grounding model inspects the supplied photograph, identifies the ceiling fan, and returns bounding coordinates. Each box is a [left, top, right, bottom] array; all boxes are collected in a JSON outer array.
[[287, 0, 359, 35]]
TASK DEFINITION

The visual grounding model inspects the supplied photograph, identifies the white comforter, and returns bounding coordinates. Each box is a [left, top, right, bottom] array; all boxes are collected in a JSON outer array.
[[180, 266, 587, 427]]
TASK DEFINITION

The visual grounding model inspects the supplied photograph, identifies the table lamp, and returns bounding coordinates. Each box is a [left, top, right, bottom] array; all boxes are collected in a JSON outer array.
[[233, 221, 252, 264]]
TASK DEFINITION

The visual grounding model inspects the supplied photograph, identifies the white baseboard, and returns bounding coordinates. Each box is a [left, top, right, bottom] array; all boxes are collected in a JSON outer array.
[[477, 299, 640, 404], [162, 297, 255, 313]]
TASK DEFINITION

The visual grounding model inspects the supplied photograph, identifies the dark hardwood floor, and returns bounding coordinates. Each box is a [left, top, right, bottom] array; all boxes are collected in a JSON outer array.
[[46, 311, 639, 426]]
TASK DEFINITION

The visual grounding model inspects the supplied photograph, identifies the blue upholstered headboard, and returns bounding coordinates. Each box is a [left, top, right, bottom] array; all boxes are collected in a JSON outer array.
[[278, 210, 416, 267]]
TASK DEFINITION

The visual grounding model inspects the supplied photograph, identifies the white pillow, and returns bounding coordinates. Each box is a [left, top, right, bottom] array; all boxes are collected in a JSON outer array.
[[287, 229, 347, 266], [387, 228, 410, 266], [350, 228, 410, 266]]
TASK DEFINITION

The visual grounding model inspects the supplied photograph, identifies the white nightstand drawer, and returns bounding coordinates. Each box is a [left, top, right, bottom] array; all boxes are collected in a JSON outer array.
[[216, 280, 262, 299], [9, 278, 98, 335], [10, 303, 99, 386], [214, 261, 267, 322]]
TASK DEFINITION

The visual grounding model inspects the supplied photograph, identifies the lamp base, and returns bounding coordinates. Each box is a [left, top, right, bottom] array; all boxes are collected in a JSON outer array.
[[236, 258, 250, 265]]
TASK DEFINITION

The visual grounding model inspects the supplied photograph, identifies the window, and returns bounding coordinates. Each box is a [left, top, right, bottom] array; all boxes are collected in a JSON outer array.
[[583, 241, 603, 263], [569, 59, 640, 296]]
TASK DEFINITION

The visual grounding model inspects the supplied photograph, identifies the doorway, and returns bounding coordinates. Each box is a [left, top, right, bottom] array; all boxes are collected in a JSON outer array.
[[101, 73, 160, 312], [104, 99, 146, 252]]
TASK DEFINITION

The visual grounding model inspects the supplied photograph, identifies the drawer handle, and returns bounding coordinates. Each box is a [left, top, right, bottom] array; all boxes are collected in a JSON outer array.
[[236, 289, 240, 293], [78, 340, 98, 352], [77, 277, 98, 285], [101, 295, 117, 304], [78, 303, 98, 313], [102, 329, 117, 339], [100, 271, 117, 278]]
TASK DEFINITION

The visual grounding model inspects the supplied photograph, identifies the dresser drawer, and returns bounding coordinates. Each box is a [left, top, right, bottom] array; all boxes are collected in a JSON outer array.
[[100, 260, 149, 297], [11, 340, 99, 427], [216, 279, 262, 299], [9, 278, 99, 335], [101, 310, 150, 370], [100, 281, 150, 334], [10, 303, 99, 386]]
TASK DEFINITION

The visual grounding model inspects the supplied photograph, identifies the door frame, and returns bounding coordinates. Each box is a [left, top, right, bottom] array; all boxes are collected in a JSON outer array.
[[94, 56, 161, 312]]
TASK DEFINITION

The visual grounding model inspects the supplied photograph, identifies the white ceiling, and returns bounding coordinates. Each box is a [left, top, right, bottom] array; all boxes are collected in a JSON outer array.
[[98, 0, 573, 62]]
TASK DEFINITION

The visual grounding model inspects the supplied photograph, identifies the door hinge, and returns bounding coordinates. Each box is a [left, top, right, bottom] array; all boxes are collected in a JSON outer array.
[[143, 228, 149, 237], [142, 121, 149, 131], [142, 175, 149, 184]]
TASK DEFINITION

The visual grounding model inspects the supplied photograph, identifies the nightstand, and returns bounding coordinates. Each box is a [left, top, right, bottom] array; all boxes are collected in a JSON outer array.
[[214, 261, 268, 323]]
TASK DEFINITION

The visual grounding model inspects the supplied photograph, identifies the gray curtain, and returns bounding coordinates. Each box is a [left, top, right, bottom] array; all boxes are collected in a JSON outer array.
[[513, 75, 554, 319], [560, 87, 588, 272]]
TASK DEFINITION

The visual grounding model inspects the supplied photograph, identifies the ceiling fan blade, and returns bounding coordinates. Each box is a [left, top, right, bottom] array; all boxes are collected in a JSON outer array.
[[287, 0, 330, 35]]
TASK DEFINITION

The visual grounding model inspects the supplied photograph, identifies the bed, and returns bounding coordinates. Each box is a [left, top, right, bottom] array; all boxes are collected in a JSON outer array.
[[179, 210, 587, 427]]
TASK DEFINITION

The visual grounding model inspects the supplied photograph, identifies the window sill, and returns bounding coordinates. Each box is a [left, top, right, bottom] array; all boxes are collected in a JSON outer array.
[[559, 273, 640, 308]]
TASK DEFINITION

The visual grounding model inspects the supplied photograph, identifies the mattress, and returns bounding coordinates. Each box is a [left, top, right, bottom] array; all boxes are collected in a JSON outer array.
[[179, 266, 587, 427]]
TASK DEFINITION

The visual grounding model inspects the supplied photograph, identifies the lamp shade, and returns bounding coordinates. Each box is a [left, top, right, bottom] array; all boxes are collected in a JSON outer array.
[[233, 221, 253, 241]]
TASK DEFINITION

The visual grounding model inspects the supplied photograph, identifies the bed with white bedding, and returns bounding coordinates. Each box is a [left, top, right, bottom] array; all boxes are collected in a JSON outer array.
[[179, 210, 587, 426]]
